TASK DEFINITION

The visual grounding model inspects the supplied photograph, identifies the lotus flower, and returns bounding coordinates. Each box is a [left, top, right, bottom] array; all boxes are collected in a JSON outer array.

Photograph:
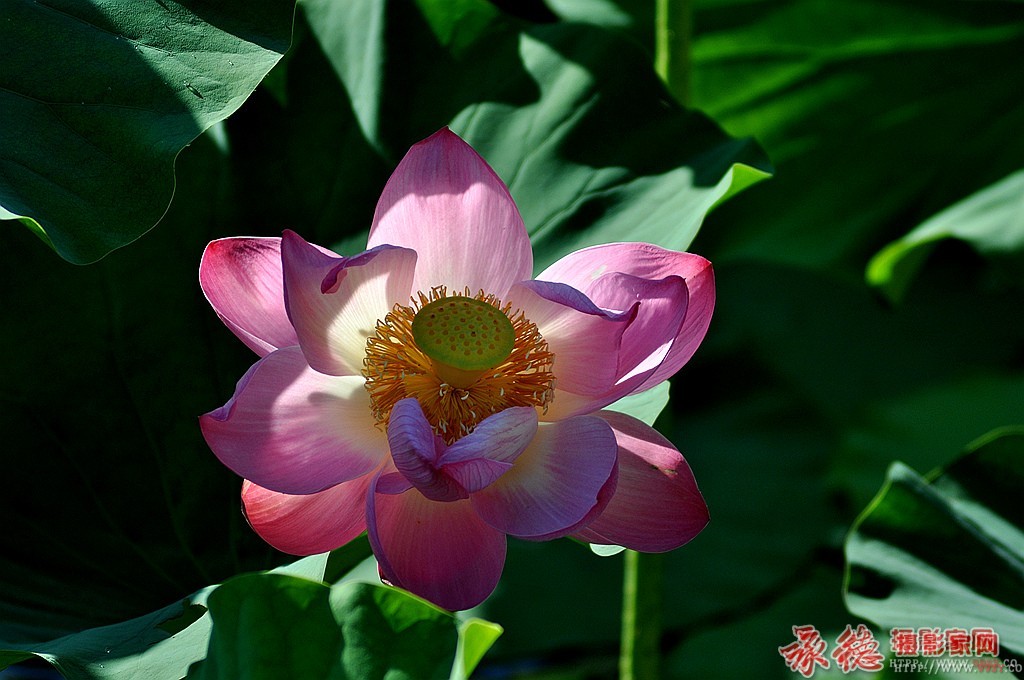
[[200, 129, 710, 610]]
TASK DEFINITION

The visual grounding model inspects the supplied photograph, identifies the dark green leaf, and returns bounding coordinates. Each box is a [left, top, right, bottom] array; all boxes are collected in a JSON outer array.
[[690, 0, 1024, 272], [187, 575, 341, 680], [0, 135, 278, 643], [0, 0, 295, 263], [834, 375, 1024, 511], [844, 428, 1024, 654]]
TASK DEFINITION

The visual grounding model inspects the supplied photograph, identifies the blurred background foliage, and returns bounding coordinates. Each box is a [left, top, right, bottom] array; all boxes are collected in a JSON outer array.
[[1, 0, 1022, 678]]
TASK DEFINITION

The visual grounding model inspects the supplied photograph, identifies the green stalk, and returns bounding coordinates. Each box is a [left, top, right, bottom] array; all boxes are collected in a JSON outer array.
[[655, 0, 693, 106], [619, 550, 665, 680], [620, 5, 691, 677]]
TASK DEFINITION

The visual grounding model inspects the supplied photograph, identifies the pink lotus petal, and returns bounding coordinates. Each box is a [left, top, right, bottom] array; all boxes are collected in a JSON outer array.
[[538, 242, 714, 393], [440, 406, 538, 465], [471, 416, 618, 539], [367, 128, 532, 297], [442, 458, 513, 496], [574, 411, 708, 552], [367, 478, 506, 611], [506, 280, 635, 402], [200, 347, 387, 495], [589, 271, 689, 391], [376, 472, 414, 495], [199, 237, 298, 356], [524, 460, 619, 542], [387, 399, 463, 502], [440, 406, 537, 492], [241, 472, 376, 555], [282, 230, 416, 376], [387, 400, 536, 499]]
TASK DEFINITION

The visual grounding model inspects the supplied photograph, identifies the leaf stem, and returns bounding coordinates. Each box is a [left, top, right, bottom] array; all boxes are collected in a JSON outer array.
[[655, 0, 693, 106], [620, 550, 664, 680]]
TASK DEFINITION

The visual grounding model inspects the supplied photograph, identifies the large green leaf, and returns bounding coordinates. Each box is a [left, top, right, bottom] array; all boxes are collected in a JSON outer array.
[[187, 575, 499, 680], [867, 169, 1024, 302], [0, 0, 295, 263], [844, 428, 1024, 654], [300, 0, 770, 270]]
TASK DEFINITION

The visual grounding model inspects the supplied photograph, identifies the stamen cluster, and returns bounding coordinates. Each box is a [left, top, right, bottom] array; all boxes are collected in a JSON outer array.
[[363, 286, 555, 444]]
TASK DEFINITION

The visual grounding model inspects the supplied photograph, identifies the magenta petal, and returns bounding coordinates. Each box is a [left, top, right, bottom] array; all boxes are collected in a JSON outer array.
[[387, 399, 464, 502], [439, 406, 537, 492], [241, 473, 375, 555], [387, 401, 536, 499], [376, 472, 413, 495], [574, 411, 709, 552], [441, 406, 538, 466], [367, 480, 506, 611], [538, 242, 715, 393], [200, 238, 298, 356], [281, 230, 416, 376], [442, 458, 513, 495], [200, 347, 387, 495], [367, 128, 532, 297], [471, 416, 617, 539], [507, 280, 635, 401], [539, 241, 710, 290], [590, 272, 689, 390], [526, 460, 619, 542]]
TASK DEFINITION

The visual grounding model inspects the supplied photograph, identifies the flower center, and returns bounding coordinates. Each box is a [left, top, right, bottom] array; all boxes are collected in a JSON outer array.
[[411, 296, 516, 388], [363, 286, 555, 444]]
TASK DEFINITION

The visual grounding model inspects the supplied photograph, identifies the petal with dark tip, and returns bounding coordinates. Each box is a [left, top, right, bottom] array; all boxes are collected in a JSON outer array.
[[386, 398, 463, 502], [573, 411, 708, 552], [200, 237, 298, 356]]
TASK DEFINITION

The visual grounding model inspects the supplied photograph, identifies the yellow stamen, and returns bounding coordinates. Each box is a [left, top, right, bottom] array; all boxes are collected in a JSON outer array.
[[363, 286, 555, 444]]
